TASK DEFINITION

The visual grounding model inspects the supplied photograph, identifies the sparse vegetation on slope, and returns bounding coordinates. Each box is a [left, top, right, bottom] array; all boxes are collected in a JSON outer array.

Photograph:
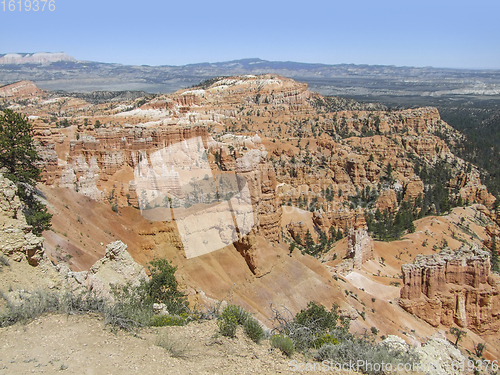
[[0, 258, 190, 330], [268, 301, 421, 374], [217, 304, 265, 343]]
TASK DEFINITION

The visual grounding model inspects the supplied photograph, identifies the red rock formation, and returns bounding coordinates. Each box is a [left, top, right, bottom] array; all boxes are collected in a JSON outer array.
[[312, 209, 356, 234], [403, 178, 424, 202], [236, 160, 282, 244], [127, 181, 139, 208], [43, 125, 209, 191], [400, 246, 500, 333], [450, 171, 496, 208], [376, 189, 398, 212], [218, 147, 236, 171], [333, 165, 351, 185], [287, 221, 308, 244], [401, 135, 451, 160], [346, 159, 367, 186], [365, 161, 381, 183], [0, 80, 45, 98]]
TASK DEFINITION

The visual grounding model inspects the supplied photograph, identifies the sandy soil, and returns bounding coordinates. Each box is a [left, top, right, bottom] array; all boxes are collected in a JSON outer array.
[[0, 313, 356, 375]]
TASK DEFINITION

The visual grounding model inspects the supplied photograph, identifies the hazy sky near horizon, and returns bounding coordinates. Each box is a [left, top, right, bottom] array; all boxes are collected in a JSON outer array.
[[0, 0, 499, 69]]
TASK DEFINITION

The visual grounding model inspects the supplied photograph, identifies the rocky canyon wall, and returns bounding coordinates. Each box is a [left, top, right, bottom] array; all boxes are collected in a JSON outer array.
[[399, 246, 500, 333]]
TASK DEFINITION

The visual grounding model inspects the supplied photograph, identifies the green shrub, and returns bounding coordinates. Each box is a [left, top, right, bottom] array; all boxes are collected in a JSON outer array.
[[216, 304, 264, 343], [216, 304, 250, 338], [147, 259, 187, 315], [151, 312, 196, 327], [220, 304, 250, 325], [271, 301, 340, 351], [108, 281, 155, 329], [314, 333, 339, 349], [151, 314, 186, 327], [295, 301, 339, 333], [0, 290, 60, 327], [243, 317, 265, 343], [217, 313, 238, 338], [0, 290, 109, 328], [0, 258, 193, 332], [270, 334, 295, 357]]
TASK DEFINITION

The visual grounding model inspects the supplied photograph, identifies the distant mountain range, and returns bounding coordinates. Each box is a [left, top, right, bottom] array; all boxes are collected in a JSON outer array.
[[1, 52, 500, 101], [0, 52, 75, 65]]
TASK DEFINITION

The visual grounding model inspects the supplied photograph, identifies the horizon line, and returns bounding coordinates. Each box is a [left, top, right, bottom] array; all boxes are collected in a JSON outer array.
[[1, 52, 500, 72]]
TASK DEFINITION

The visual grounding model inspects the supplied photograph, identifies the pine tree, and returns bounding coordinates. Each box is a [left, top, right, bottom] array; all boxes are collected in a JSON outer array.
[[450, 327, 467, 347], [386, 162, 393, 179], [304, 229, 315, 252], [328, 226, 337, 243], [0, 109, 52, 235], [0, 109, 41, 184], [491, 237, 500, 273]]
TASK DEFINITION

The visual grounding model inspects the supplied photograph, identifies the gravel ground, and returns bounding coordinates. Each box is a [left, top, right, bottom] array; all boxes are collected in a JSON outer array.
[[0, 313, 357, 375]]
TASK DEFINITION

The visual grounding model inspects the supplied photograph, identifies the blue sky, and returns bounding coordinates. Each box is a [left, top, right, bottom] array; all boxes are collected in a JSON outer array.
[[1, 0, 499, 69]]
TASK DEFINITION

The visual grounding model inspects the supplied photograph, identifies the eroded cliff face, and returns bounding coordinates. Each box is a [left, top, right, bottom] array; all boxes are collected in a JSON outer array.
[[21, 75, 494, 223], [399, 246, 500, 333], [5, 76, 500, 357], [450, 171, 496, 207], [56, 125, 209, 194], [3, 75, 498, 286]]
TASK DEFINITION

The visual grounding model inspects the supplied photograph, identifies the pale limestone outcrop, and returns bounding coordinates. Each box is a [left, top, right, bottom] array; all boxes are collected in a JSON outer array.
[[0, 174, 44, 265], [413, 334, 467, 375], [333, 215, 374, 275], [379, 335, 409, 353], [58, 240, 148, 299], [346, 222, 374, 270], [380, 333, 467, 375]]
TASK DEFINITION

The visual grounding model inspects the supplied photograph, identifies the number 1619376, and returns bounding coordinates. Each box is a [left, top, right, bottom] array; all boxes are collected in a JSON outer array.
[[2, 0, 55, 11]]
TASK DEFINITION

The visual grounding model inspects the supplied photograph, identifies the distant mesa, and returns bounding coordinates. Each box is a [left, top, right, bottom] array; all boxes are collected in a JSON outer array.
[[0, 52, 75, 65]]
